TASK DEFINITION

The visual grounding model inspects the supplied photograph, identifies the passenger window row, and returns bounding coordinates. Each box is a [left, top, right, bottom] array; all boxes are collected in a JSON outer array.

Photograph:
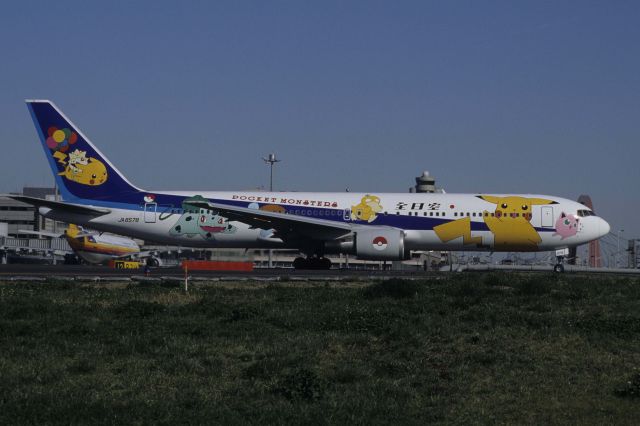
[[577, 209, 596, 217], [454, 212, 494, 217], [290, 209, 340, 217], [394, 211, 445, 217]]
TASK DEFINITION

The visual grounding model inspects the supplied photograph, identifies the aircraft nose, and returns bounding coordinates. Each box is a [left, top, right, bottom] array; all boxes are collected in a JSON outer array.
[[599, 217, 611, 238]]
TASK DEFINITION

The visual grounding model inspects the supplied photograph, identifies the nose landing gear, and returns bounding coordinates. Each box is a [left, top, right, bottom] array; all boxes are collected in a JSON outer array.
[[293, 256, 332, 270], [554, 254, 565, 273]]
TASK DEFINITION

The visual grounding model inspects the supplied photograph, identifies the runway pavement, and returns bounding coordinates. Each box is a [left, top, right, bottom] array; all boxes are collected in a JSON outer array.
[[0, 264, 433, 280], [1, 264, 636, 281]]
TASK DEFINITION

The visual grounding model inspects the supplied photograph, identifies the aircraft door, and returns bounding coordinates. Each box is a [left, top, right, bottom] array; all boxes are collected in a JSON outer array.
[[144, 202, 157, 223], [343, 209, 351, 221], [541, 206, 554, 227]]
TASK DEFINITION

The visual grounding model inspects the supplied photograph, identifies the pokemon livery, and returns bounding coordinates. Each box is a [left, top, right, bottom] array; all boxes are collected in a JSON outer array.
[[12, 100, 610, 269]]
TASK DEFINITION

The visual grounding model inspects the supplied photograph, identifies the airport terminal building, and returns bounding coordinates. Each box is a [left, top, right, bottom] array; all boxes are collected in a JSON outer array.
[[0, 187, 62, 238]]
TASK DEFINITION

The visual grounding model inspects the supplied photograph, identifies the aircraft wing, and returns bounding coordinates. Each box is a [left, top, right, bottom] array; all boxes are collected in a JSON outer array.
[[17, 229, 64, 238], [188, 200, 354, 240], [5, 195, 111, 216]]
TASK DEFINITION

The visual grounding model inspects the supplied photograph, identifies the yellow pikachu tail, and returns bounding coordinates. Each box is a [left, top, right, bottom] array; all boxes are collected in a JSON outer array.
[[53, 151, 67, 164], [434, 217, 483, 245]]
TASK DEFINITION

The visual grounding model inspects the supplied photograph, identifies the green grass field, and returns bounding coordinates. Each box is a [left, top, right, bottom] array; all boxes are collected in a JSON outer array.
[[1, 274, 639, 425]]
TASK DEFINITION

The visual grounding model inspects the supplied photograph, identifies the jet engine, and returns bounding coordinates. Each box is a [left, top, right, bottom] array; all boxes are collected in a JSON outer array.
[[354, 228, 409, 260]]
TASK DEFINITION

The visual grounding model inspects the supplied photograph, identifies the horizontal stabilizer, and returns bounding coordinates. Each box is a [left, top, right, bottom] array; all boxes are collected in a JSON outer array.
[[5, 195, 111, 216]]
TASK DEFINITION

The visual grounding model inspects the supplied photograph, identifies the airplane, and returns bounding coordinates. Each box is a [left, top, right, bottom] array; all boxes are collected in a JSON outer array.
[[20, 223, 155, 265], [8, 100, 610, 272], [62, 224, 143, 264]]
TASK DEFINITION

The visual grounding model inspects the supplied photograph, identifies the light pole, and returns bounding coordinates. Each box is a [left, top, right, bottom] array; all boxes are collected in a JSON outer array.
[[262, 153, 281, 192], [262, 153, 281, 268], [617, 229, 624, 268]]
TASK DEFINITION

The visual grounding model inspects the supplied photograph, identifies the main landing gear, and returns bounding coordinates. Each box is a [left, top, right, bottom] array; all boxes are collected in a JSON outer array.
[[554, 255, 565, 273], [293, 256, 332, 270]]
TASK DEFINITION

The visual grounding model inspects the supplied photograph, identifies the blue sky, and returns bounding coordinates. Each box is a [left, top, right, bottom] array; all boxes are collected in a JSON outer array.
[[1, 1, 638, 238]]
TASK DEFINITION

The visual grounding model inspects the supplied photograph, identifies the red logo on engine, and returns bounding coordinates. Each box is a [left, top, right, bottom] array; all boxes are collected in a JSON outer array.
[[372, 236, 388, 251]]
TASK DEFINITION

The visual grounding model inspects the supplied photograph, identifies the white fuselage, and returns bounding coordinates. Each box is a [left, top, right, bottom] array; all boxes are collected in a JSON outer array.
[[42, 191, 609, 253]]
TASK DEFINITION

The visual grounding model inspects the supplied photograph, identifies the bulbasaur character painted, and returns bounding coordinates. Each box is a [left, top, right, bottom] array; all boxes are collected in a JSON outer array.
[[169, 195, 236, 239]]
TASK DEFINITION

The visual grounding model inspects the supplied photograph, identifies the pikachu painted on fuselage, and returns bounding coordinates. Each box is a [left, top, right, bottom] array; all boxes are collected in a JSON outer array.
[[478, 195, 556, 250]]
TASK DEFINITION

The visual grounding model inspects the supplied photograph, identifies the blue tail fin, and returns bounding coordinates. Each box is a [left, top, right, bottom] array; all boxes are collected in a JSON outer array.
[[26, 100, 143, 203]]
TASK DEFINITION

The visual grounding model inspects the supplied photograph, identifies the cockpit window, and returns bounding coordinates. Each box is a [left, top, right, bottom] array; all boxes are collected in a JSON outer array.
[[577, 209, 596, 217]]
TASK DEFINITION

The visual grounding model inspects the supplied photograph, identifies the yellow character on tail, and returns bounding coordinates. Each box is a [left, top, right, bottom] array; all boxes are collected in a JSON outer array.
[[351, 195, 383, 222], [54, 149, 108, 186]]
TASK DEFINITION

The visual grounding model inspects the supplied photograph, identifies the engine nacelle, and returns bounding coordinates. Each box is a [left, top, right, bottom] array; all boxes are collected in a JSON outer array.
[[354, 228, 409, 260]]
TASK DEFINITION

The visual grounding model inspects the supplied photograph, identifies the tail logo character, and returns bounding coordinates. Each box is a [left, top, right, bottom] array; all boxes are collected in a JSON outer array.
[[54, 148, 108, 185], [351, 195, 383, 222], [47, 127, 107, 186]]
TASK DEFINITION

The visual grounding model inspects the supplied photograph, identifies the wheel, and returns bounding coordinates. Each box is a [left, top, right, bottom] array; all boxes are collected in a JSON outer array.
[[293, 257, 307, 269], [308, 258, 322, 270], [320, 257, 332, 270], [293, 256, 331, 270], [553, 264, 565, 273]]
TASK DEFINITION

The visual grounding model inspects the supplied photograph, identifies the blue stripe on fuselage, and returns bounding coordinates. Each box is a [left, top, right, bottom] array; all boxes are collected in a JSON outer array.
[[69, 193, 556, 233]]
